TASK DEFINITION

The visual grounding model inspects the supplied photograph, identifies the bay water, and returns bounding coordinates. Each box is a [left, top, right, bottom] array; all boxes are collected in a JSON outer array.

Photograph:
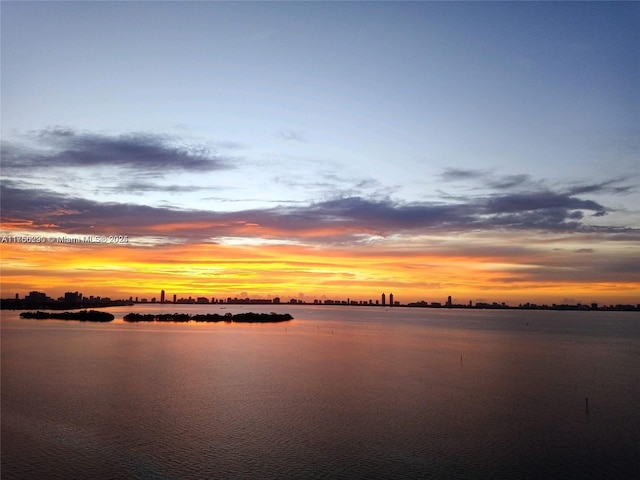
[[2, 305, 639, 479]]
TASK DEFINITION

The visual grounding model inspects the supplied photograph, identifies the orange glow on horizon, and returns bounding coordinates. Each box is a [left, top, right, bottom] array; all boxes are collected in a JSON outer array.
[[1, 235, 638, 306]]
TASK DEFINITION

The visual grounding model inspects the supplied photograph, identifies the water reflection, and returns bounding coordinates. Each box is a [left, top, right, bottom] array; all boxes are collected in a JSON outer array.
[[2, 307, 639, 479]]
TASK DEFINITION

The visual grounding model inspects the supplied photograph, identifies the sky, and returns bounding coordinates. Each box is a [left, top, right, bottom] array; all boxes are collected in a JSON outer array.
[[1, 1, 639, 305]]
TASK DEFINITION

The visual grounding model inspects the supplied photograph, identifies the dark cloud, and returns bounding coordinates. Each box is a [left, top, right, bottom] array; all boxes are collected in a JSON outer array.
[[302, 192, 616, 233], [484, 208, 583, 230], [440, 168, 539, 192], [2, 181, 633, 244], [0, 184, 309, 240], [483, 192, 606, 216], [2, 128, 233, 173], [440, 168, 488, 182], [0, 184, 181, 232], [35, 126, 76, 138], [304, 196, 468, 231]]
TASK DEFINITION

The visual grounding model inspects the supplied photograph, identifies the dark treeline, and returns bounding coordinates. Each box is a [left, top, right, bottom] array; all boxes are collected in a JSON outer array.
[[20, 310, 115, 322], [123, 312, 293, 323]]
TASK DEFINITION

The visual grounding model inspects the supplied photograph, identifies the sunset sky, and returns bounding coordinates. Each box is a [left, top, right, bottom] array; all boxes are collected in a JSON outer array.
[[1, 2, 639, 305]]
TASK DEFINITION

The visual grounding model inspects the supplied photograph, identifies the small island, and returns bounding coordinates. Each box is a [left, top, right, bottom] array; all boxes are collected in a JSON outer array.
[[123, 312, 293, 323], [20, 310, 115, 322]]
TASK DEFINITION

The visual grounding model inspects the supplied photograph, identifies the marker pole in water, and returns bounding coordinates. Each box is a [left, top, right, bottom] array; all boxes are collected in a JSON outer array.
[[585, 398, 589, 413]]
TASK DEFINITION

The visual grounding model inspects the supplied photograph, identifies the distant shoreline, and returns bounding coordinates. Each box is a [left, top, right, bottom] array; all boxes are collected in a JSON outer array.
[[5, 301, 638, 312]]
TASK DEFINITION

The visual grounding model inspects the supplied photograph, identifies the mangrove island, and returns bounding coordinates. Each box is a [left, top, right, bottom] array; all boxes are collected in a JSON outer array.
[[123, 312, 293, 323], [20, 310, 115, 322]]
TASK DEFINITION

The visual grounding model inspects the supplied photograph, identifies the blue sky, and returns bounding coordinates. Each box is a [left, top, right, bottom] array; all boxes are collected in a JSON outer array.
[[1, 1, 639, 303]]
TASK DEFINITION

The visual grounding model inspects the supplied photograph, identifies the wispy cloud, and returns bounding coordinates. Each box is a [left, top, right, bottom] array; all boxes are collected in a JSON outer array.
[[273, 171, 393, 200], [106, 182, 226, 195], [565, 178, 636, 196], [439, 168, 543, 193], [439, 167, 635, 198], [278, 129, 309, 143], [486, 174, 534, 190]]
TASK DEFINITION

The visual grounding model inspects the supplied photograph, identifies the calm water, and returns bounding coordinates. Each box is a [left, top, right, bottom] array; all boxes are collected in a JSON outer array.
[[2, 305, 639, 479]]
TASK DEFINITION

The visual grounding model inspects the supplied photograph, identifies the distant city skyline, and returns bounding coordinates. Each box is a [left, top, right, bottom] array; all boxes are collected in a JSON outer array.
[[1, 2, 639, 305], [4, 289, 639, 312]]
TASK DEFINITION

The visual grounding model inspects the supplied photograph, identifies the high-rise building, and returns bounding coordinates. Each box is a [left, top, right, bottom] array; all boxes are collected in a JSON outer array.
[[381, 293, 386, 306], [64, 291, 82, 305], [389, 293, 394, 306], [160, 290, 165, 303], [26, 291, 48, 303]]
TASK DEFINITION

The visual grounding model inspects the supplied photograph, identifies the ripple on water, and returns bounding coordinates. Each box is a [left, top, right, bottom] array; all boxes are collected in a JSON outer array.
[[2, 310, 639, 479]]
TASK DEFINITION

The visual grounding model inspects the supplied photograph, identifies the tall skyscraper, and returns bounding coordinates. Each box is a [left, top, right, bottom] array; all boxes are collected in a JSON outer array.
[[389, 293, 394, 306], [161, 290, 165, 303], [381, 293, 386, 306]]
